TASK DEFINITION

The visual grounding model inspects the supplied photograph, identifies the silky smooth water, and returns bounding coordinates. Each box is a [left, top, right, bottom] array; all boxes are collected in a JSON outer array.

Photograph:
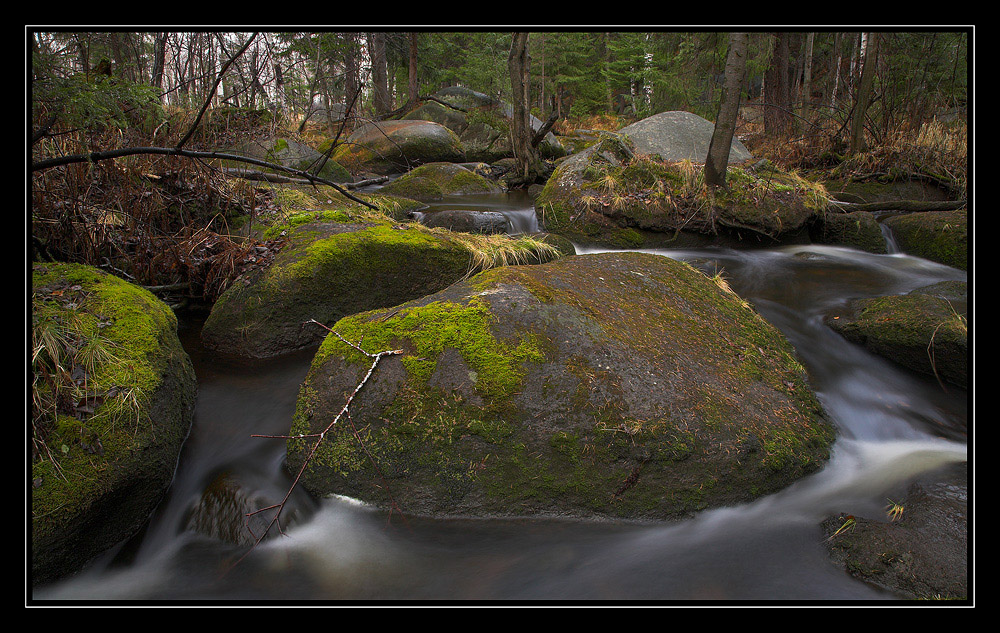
[[33, 200, 970, 603]]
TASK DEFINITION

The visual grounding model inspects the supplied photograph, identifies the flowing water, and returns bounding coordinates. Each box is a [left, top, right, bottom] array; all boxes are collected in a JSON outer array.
[[33, 194, 970, 602]]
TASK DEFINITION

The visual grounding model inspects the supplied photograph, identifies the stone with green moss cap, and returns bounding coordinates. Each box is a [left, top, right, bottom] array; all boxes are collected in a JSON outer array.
[[288, 251, 835, 521], [883, 210, 967, 270], [535, 112, 827, 248], [201, 199, 566, 358], [378, 162, 503, 200], [826, 281, 967, 388], [31, 263, 196, 585], [330, 119, 466, 176]]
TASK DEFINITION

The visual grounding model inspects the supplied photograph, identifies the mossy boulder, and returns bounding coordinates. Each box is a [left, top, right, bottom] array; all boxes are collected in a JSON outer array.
[[330, 119, 466, 176], [535, 117, 825, 247], [31, 263, 196, 585], [201, 199, 566, 358], [403, 87, 566, 162], [810, 210, 889, 254], [882, 210, 967, 270], [288, 252, 835, 521], [379, 162, 503, 200], [232, 135, 351, 183], [826, 281, 967, 388], [822, 462, 967, 600]]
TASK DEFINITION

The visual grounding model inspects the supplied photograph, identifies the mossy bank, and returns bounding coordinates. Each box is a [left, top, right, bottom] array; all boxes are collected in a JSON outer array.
[[288, 251, 835, 521], [31, 263, 196, 585]]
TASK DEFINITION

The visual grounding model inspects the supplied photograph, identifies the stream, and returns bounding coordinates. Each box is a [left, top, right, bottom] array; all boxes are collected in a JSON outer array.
[[33, 193, 970, 602]]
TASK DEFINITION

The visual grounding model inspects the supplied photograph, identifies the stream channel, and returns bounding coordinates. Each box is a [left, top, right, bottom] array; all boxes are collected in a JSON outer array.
[[34, 191, 971, 602]]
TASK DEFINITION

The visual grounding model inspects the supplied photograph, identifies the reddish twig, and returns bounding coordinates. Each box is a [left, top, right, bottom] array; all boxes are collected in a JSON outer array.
[[230, 319, 403, 569]]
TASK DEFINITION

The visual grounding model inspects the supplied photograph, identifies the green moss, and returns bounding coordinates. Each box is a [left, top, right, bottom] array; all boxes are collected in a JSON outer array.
[[379, 162, 501, 200], [31, 263, 195, 581], [884, 210, 967, 270], [317, 297, 544, 399]]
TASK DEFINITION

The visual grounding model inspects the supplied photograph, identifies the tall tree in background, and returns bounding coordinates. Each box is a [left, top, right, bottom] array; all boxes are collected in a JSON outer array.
[[369, 32, 390, 116], [508, 32, 540, 186], [797, 31, 814, 130], [407, 32, 419, 109], [704, 32, 748, 189], [849, 32, 880, 155], [763, 32, 791, 136]]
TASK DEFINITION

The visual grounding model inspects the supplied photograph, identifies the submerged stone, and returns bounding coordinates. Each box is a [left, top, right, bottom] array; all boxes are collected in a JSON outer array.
[[288, 252, 835, 521]]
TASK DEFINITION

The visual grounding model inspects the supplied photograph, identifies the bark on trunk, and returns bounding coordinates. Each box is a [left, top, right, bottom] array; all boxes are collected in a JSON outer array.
[[705, 32, 748, 189]]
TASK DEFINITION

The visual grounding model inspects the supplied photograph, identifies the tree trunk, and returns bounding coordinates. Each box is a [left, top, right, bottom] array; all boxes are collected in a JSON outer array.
[[370, 32, 390, 115], [151, 33, 167, 99], [344, 33, 359, 111], [705, 32, 748, 189], [798, 31, 814, 129], [829, 32, 842, 112], [849, 32, 880, 155], [763, 32, 791, 137], [407, 33, 419, 109], [508, 32, 540, 187]]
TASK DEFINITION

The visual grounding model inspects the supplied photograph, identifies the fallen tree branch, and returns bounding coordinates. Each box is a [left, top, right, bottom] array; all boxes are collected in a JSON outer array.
[[826, 199, 967, 214], [230, 319, 404, 569], [531, 110, 559, 148], [217, 166, 388, 190], [31, 146, 379, 210]]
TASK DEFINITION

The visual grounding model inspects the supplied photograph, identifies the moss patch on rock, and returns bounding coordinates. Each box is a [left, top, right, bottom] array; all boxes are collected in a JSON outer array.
[[378, 162, 503, 200], [201, 189, 565, 358], [810, 210, 889, 254], [31, 263, 196, 585], [330, 120, 466, 175], [826, 282, 967, 388], [289, 251, 834, 521], [536, 132, 826, 247], [883, 210, 967, 270]]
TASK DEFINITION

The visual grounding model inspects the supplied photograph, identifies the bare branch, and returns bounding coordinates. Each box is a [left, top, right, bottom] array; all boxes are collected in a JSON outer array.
[[231, 320, 404, 569], [31, 146, 379, 209], [175, 33, 258, 151]]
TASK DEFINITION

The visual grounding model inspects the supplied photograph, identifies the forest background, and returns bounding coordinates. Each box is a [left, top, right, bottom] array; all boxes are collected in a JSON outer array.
[[28, 30, 970, 296]]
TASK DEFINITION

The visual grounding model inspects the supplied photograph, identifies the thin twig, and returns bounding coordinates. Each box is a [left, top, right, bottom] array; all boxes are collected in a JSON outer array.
[[175, 33, 258, 151], [230, 319, 403, 569]]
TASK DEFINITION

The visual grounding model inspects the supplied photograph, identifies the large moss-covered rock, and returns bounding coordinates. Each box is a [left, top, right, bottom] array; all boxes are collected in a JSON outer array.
[[201, 201, 565, 358], [378, 162, 503, 200], [331, 120, 466, 175], [535, 118, 826, 247], [31, 263, 196, 585], [288, 252, 835, 521], [232, 135, 351, 183], [883, 210, 967, 270], [403, 87, 567, 162], [826, 281, 967, 388]]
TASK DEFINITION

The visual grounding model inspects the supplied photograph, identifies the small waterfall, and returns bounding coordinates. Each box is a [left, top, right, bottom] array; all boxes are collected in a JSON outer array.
[[879, 221, 901, 253], [406, 192, 540, 235], [503, 207, 539, 234]]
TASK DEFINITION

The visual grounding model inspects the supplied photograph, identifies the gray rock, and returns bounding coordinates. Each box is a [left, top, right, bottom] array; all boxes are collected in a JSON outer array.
[[615, 111, 753, 164]]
